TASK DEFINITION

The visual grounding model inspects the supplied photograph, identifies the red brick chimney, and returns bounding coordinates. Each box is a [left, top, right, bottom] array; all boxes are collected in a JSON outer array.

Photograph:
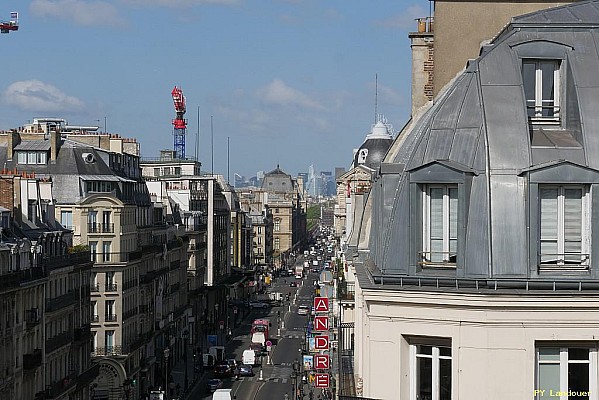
[[409, 17, 435, 116]]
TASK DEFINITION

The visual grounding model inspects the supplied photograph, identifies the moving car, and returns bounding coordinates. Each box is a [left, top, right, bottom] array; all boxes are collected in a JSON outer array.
[[249, 301, 268, 309], [298, 305, 309, 316], [238, 364, 254, 376], [212, 388, 234, 400], [213, 363, 231, 377], [206, 378, 223, 393]]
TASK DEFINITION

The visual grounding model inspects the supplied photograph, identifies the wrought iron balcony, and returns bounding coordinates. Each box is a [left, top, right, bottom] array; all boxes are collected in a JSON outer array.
[[105, 314, 117, 322], [23, 349, 42, 371], [77, 364, 100, 387], [93, 252, 141, 264], [45, 371, 77, 398], [46, 331, 73, 354], [105, 283, 118, 292], [338, 281, 355, 301], [46, 291, 77, 313], [92, 345, 123, 356], [43, 252, 91, 272], [87, 222, 115, 233]]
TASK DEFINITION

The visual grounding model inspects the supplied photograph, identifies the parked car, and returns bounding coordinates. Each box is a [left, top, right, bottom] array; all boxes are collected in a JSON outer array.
[[238, 364, 254, 377], [298, 305, 309, 316], [206, 378, 223, 393], [289, 281, 298, 287], [249, 301, 269, 309]]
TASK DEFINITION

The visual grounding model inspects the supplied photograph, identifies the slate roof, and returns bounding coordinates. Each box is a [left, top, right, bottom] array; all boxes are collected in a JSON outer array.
[[360, 0, 599, 281]]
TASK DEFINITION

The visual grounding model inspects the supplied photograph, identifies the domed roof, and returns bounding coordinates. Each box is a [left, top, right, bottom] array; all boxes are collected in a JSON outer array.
[[353, 117, 394, 170]]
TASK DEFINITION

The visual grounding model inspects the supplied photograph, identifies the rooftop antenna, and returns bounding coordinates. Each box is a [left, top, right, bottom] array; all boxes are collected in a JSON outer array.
[[374, 73, 378, 124], [195, 106, 200, 161], [211, 115, 214, 175]]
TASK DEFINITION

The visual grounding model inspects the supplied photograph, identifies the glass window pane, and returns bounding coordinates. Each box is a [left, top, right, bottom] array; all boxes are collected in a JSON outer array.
[[418, 345, 433, 355], [417, 356, 433, 400], [540, 61, 556, 117], [439, 358, 452, 400], [568, 362, 589, 399], [564, 189, 583, 260], [523, 62, 536, 102], [439, 347, 452, 357], [540, 188, 558, 262], [568, 348, 589, 361], [539, 348, 560, 362], [538, 364, 560, 399]]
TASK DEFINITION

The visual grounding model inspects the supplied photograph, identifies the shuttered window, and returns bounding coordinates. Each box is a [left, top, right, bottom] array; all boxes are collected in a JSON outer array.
[[539, 185, 589, 268], [423, 185, 458, 265]]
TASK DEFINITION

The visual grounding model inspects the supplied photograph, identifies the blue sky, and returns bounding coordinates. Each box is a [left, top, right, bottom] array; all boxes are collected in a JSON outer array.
[[0, 0, 432, 178]]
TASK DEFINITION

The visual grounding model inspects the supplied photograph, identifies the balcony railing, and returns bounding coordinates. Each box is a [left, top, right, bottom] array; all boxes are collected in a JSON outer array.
[[93, 252, 142, 264], [74, 325, 91, 343], [87, 223, 115, 233], [105, 283, 118, 292], [105, 314, 117, 322], [77, 364, 100, 388], [46, 291, 77, 313], [43, 252, 91, 272], [46, 331, 73, 354], [93, 345, 123, 356], [338, 281, 355, 301], [23, 349, 42, 371], [46, 371, 77, 398]]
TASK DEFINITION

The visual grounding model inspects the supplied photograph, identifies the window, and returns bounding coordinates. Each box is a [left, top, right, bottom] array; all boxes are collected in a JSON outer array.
[[274, 238, 280, 250], [102, 242, 111, 262], [422, 185, 458, 265], [105, 300, 115, 320], [60, 210, 72, 229], [410, 343, 452, 400], [274, 219, 281, 232], [523, 59, 561, 122], [154, 168, 160, 177], [90, 242, 97, 262], [105, 330, 114, 351], [536, 346, 596, 399], [539, 185, 589, 268]]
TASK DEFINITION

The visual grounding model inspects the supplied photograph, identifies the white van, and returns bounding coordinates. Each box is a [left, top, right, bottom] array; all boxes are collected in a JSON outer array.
[[212, 388, 235, 400], [242, 349, 256, 366]]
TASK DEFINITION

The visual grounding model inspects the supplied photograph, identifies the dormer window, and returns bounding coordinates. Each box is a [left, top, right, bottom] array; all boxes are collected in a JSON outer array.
[[422, 185, 458, 265], [17, 151, 47, 165], [522, 59, 561, 123]]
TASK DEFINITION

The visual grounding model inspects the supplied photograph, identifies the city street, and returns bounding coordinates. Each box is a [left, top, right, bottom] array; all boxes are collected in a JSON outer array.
[[186, 258, 317, 400]]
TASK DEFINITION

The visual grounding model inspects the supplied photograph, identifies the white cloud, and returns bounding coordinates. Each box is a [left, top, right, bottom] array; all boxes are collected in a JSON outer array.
[[375, 5, 428, 30], [2, 80, 85, 112], [256, 79, 326, 111], [30, 0, 126, 27]]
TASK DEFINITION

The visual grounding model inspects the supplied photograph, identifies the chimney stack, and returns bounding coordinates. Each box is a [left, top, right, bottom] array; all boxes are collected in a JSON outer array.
[[50, 130, 61, 162], [7, 131, 20, 161], [409, 17, 435, 116]]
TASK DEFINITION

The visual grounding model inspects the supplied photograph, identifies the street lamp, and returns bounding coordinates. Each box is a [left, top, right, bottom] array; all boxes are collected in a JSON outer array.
[[163, 347, 170, 400], [182, 328, 189, 390]]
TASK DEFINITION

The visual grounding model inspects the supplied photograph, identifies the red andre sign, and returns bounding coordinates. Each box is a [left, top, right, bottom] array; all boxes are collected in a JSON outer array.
[[314, 335, 329, 350], [313, 297, 329, 312], [314, 315, 329, 331], [314, 354, 330, 369], [314, 373, 330, 388]]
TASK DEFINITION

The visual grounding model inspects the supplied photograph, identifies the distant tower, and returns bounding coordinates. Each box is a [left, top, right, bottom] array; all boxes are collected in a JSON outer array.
[[171, 86, 187, 159], [307, 165, 317, 197]]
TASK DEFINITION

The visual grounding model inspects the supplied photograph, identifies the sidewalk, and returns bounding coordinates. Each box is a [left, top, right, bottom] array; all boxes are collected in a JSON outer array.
[[168, 307, 255, 400]]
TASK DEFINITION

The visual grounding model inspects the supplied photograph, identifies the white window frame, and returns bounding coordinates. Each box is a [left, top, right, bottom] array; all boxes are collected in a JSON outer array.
[[409, 343, 452, 400], [536, 346, 598, 400], [523, 59, 561, 123], [60, 210, 73, 229], [539, 185, 590, 268], [422, 185, 458, 265]]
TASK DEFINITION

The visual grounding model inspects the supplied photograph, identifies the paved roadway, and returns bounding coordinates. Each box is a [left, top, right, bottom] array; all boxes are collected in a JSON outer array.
[[188, 259, 317, 400]]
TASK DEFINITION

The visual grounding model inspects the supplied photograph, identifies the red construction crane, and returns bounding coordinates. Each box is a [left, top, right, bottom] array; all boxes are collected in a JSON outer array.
[[1, 12, 18, 34], [171, 86, 187, 159]]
